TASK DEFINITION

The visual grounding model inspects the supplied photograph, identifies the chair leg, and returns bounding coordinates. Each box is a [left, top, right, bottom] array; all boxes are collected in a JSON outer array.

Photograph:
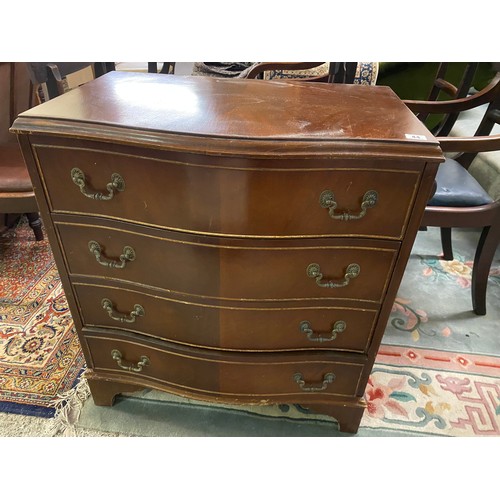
[[26, 212, 44, 241], [471, 224, 500, 315], [440, 227, 454, 260]]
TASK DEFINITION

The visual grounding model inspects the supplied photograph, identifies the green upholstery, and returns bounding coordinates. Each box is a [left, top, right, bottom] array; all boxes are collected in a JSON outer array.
[[378, 63, 499, 202], [377, 62, 496, 99]]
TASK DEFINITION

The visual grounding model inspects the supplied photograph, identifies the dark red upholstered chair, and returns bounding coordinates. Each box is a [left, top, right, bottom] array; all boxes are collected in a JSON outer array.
[[0, 62, 43, 240], [1, 62, 115, 241]]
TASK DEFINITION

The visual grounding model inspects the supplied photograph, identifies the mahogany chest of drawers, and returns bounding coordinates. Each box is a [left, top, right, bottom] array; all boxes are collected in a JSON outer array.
[[12, 71, 443, 433]]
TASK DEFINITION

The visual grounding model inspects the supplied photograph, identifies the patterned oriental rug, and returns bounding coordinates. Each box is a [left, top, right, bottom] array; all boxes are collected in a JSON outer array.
[[1, 218, 499, 436], [0, 220, 85, 418]]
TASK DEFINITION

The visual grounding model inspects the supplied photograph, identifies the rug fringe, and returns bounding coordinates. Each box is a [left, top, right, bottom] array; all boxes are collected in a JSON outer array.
[[50, 370, 91, 437]]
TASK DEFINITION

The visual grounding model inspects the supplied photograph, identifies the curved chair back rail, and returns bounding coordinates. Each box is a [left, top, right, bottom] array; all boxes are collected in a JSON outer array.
[[405, 71, 500, 315]]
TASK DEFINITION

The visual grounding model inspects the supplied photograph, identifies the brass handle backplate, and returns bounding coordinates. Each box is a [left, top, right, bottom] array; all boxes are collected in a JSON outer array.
[[300, 320, 346, 342], [89, 240, 136, 269], [293, 372, 335, 392], [71, 167, 125, 200], [320, 189, 378, 221], [102, 298, 145, 323], [307, 263, 360, 288], [111, 349, 150, 373]]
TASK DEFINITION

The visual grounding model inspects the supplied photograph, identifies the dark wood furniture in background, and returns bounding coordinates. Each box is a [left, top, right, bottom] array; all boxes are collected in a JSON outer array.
[[0, 62, 43, 240], [147, 63, 175, 74], [405, 72, 500, 315], [418, 62, 480, 136], [26, 62, 114, 102], [12, 72, 443, 433], [409, 62, 479, 136], [1, 62, 116, 239]]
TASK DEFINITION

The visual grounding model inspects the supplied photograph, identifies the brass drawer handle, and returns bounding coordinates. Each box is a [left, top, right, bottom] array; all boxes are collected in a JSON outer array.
[[307, 263, 360, 288], [101, 298, 145, 323], [320, 189, 378, 221], [111, 349, 150, 373], [300, 320, 346, 342], [293, 372, 335, 392], [89, 240, 136, 269], [71, 167, 125, 200]]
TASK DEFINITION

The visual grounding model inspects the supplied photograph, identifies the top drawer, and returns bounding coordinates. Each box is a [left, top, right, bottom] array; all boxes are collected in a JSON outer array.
[[32, 141, 422, 240]]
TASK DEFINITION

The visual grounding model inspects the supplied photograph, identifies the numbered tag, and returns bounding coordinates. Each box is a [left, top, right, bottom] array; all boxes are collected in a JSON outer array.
[[405, 133, 427, 140]]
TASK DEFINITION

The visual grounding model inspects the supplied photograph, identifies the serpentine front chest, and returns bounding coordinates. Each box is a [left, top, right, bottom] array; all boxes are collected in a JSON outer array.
[[12, 71, 443, 433]]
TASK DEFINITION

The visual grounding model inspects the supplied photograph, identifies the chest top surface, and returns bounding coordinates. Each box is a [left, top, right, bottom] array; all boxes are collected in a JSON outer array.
[[16, 72, 436, 140], [12, 71, 443, 161]]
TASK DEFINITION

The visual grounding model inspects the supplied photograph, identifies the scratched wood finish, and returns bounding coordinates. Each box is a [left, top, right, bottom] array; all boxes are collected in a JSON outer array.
[[15, 72, 437, 143], [12, 72, 444, 433]]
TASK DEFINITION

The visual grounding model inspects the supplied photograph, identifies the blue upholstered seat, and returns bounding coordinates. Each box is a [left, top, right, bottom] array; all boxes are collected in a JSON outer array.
[[427, 158, 493, 207]]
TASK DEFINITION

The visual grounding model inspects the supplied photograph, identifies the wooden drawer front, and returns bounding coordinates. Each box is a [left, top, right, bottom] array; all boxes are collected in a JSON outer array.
[[74, 283, 379, 353], [86, 333, 364, 397], [35, 144, 420, 239], [58, 222, 398, 303]]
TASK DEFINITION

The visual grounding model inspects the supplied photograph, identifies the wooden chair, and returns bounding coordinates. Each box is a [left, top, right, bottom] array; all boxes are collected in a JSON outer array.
[[147, 62, 175, 74], [17, 62, 115, 104], [404, 72, 500, 315], [26, 62, 113, 102], [413, 62, 480, 136], [1, 62, 115, 241], [0, 62, 43, 240], [241, 62, 378, 85]]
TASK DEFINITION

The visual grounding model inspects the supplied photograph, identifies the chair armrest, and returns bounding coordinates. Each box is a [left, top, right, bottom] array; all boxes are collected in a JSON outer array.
[[439, 134, 500, 153], [404, 73, 500, 114]]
